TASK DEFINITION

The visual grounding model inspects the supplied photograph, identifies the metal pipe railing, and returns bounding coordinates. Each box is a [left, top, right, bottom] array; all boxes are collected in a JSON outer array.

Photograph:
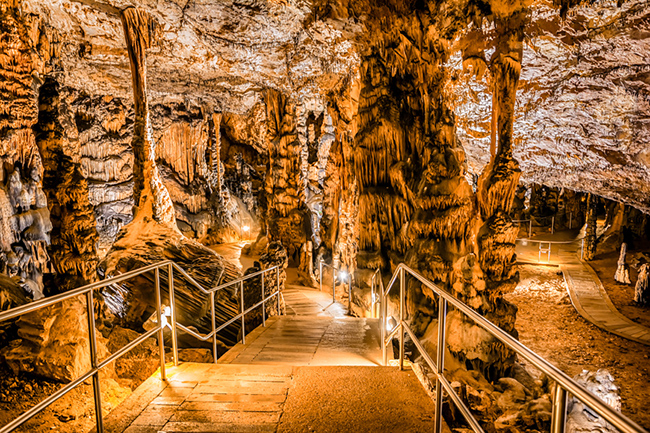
[[318, 260, 339, 305], [512, 219, 533, 238], [379, 263, 647, 433], [0, 260, 283, 433], [515, 236, 587, 263]]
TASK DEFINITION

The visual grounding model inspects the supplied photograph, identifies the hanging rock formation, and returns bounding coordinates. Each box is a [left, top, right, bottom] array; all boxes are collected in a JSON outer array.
[[0, 2, 56, 297]]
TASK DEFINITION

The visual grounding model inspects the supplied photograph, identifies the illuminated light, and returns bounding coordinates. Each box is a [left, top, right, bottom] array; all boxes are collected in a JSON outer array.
[[161, 306, 171, 328], [338, 270, 348, 281], [242, 225, 250, 232], [386, 317, 397, 332], [521, 240, 528, 246]]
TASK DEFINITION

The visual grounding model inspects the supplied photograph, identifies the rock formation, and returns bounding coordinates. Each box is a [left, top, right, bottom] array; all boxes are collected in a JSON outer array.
[[263, 89, 312, 280], [584, 193, 598, 261], [614, 243, 631, 285], [634, 264, 649, 305]]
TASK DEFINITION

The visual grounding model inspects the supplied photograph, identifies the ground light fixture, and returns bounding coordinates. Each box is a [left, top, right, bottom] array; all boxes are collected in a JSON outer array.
[[338, 270, 348, 281]]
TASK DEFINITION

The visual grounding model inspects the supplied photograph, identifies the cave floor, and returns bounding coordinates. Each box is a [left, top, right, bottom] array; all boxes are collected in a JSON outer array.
[[516, 230, 650, 345]]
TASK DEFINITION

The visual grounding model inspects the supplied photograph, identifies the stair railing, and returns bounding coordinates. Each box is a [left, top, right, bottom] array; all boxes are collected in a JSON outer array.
[[0, 260, 282, 433], [379, 263, 647, 433]]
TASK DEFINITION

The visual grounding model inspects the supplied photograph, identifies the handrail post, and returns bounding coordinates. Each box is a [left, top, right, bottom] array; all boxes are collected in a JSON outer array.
[[551, 384, 568, 433], [348, 274, 353, 316], [240, 280, 246, 344], [581, 238, 585, 260], [85, 290, 104, 433], [319, 260, 323, 292], [168, 263, 179, 367], [332, 266, 336, 303], [552, 216, 555, 234], [434, 297, 448, 433], [154, 268, 166, 380], [399, 267, 405, 371], [569, 212, 573, 230], [371, 274, 374, 318], [529, 220, 532, 238], [210, 291, 217, 364], [276, 266, 281, 315], [261, 270, 266, 327], [381, 278, 387, 366]]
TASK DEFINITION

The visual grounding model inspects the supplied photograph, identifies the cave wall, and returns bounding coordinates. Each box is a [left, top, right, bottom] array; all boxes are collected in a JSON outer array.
[[0, 3, 56, 296]]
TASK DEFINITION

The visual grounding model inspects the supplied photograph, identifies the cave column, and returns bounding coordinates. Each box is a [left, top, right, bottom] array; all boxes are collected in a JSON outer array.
[[473, 16, 527, 376], [121, 7, 175, 225], [263, 90, 312, 282], [584, 193, 597, 260]]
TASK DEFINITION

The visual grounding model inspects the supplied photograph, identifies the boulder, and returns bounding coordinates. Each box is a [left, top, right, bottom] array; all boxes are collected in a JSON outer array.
[[1, 296, 111, 382]]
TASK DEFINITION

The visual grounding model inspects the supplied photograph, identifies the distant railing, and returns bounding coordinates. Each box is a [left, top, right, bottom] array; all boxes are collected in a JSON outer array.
[[0, 260, 282, 433], [512, 219, 533, 238], [378, 263, 646, 433], [516, 237, 586, 262]]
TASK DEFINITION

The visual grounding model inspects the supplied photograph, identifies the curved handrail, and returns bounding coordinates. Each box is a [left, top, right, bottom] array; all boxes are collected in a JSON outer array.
[[0, 260, 283, 433], [380, 263, 646, 433]]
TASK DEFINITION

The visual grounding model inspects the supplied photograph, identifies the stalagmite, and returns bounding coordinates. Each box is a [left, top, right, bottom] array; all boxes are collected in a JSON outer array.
[[34, 79, 100, 293], [614, 243, 631, 285], [634, 264, 650, 305]]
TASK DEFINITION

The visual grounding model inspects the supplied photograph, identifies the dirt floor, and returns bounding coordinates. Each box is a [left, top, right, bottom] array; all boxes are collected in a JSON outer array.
[[506, 264, 650, 430]]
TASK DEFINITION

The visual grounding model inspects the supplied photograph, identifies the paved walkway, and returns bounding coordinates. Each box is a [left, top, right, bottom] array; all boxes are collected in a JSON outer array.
[[103, 268, 430, 432], [516, 231, 650, 345], [103, 363, 435, 433]]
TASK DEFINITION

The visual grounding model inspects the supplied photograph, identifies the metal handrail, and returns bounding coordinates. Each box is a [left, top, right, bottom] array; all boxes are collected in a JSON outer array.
[[370, 269, 384, 319], [379, 263, 647, 433], [516, 236, 587, 261], [0, 260, 283, 433]]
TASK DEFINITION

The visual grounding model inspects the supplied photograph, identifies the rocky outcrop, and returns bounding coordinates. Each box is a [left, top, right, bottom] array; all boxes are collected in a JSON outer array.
[[1, 296, 111, 382]]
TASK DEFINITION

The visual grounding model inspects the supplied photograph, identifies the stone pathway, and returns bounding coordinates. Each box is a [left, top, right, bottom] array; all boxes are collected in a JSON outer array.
[[103, 275, 428, 432], [516, 231, 650, 345], [103, 362, 434, 433]]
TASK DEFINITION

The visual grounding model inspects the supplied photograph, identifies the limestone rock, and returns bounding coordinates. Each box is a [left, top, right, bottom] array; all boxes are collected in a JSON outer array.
[[1, 297, 111, 383], [567, 370, 621, 433]]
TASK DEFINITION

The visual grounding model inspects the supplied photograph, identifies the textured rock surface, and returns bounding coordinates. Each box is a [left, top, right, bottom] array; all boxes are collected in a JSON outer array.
[[1, 296, 111, 382], [453, 0, 650, 212]]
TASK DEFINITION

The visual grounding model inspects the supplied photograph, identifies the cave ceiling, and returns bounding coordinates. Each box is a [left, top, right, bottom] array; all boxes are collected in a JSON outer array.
[[20, 0, 650, 212]]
